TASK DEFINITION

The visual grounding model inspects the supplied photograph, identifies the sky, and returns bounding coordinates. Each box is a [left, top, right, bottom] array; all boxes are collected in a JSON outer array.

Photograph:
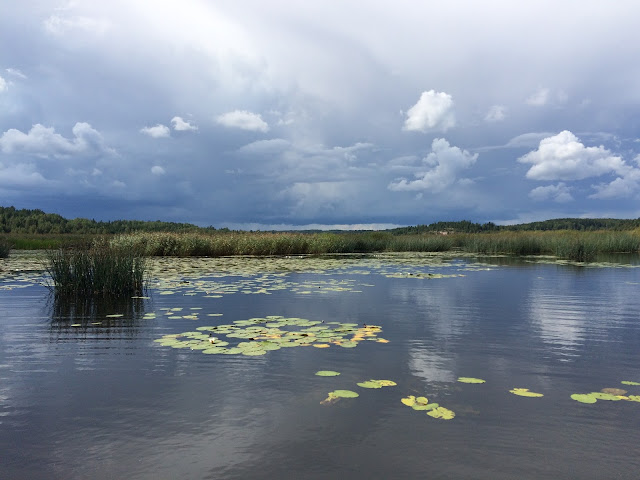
[[1, 1, 640, 230]]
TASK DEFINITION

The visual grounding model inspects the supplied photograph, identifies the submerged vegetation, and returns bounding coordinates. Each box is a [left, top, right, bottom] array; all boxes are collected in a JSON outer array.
[[46, 242, 146, 298]]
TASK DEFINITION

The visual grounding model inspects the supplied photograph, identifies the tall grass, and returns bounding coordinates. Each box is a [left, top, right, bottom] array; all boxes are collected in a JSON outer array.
[[0, 238, 11, 258], [46, 242, 146, 298]]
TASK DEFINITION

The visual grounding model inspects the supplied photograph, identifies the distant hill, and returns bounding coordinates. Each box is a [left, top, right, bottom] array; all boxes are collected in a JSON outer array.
[[0, 206, 217, 235]]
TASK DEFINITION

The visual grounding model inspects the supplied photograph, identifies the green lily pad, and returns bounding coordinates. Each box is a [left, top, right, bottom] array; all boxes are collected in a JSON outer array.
[[357, 379, 397, 389], [413, 403, 439, 411], [621, 381, 640, 386], [315, 371, 341, 377], [458, 377, 486, 384], [571, 393, 597, 404], [590, 392, 621, 401], [510, 388, 544, 398], [331, 389, 359, 398], [427, 407, 455, 420]]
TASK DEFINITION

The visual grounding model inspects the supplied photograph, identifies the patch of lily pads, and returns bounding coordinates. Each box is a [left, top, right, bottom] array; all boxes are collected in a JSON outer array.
[[401, 395, 455, 419], [154, 316, 388, 356], [570, 385, 640, 404]]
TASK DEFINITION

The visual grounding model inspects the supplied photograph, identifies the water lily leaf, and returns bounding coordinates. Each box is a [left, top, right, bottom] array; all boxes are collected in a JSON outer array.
[[315, 371, 341, 377], [510, 388, 544, 398], [413, 403, 439, 411], [401, 395, 416, 407], [626, 395, 640, 402], [331, 389, 359, 398], [427, 407, 455, 420], [106, 314, 123, 318], [458, 377, 486, 384], [357, 380, 383, 389], [313, 343, 330, 348], [589, 392, 621, 401], [378, 380, 397, 387], [242, 349, 267, 356], [415, 396, 428, 405], [571, 393, 597, 404], [621, 381, 640, 386]]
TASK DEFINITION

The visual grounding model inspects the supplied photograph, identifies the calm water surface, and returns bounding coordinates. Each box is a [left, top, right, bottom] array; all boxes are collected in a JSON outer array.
[[1, 253, 640, 479]]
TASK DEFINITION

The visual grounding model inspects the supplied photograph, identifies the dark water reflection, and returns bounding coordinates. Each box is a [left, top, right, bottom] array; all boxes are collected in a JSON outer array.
[[1, 255, 640, 479]]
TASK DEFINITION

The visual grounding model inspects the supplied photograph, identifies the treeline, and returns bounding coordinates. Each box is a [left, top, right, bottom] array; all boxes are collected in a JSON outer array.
[[390, 218, 640, 234], [0, 206, 217, 235]]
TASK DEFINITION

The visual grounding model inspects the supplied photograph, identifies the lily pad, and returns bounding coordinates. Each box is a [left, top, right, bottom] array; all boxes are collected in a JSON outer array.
[[571, 393, 597, 404], [427, 407, 455, 420], [510, 388, 544, 398], [401, 395, 416, 407], [315, 371, 341, 377], [331, 389, 359, 398], [590, 392, 621, 401], [458, 377, 486, 384], [621, 381, 640, 386]]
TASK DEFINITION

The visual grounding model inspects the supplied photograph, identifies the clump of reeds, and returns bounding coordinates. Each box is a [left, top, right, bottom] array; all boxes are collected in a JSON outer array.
[[46, 241, 146, 298], [0, 238, 11, 258]]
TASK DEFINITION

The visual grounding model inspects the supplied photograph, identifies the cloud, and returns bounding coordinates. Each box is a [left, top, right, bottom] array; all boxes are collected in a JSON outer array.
[[529, 183, 573, 202], [171, 116, 197, 131], [388, 138, 477, 192], [216, 110, 269, 132], [526, 87, 550, 106], [237, 138, 291, 155], [0, 75, 7, 92], [151, 166, 166, 175], [403, 90, 455, 133], [140, 124, 170, 138], [485, 105, 506, 122], [6, 68, 27, 79], [590, 169, 640, 199], [518, 130, 626, 181], [43, 14, 111, 36], [0, 122, 115, 158], [0, 162, 47, 188]]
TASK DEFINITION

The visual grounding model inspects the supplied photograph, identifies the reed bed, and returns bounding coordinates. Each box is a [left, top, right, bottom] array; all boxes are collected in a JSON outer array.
[[0, 239, 11, 258], [108, 229, 640, 262], [46, 242, 146, 298]]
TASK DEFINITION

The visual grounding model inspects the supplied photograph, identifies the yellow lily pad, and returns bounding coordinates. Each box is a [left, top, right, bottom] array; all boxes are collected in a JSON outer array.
[[458, 377, 486, 384], [571, 393, 597, 404], [427, 407, 455, 420], [510, 388, 544, 398], [401, 395, 416, 407]]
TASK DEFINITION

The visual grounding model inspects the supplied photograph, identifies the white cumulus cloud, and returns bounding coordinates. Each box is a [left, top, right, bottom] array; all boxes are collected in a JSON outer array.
[[0, 122, 115, 158], [518, 130, 626, 181], [216, 110, 269, 132], [171, 116, 198, 131], [0, 75, 7, 92], [388, 138, 477, 192], [403, 90, 455, 133], [590, 169, 640, 199], [151, 166, 166, 175], [140, 124, 170, 138], [529, 183, 573, 202]]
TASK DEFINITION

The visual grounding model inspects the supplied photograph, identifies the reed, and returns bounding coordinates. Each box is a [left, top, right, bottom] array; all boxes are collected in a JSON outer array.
[[0, 238, 11, 258], [46, 241, 146, 298]]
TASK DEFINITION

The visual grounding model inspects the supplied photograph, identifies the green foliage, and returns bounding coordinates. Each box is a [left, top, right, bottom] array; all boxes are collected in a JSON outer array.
[[46, 242, 146, 298], [0, 206, 215, 235]]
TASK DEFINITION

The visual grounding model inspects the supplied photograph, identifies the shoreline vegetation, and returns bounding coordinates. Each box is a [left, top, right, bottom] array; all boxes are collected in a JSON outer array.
[[2, 206, 640, 262]]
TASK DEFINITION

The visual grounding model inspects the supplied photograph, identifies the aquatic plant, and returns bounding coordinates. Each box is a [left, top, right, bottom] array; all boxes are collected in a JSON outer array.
[[46, 241, 146, 298], [457, 377, 486, 384], [0, 238, 11, 258]]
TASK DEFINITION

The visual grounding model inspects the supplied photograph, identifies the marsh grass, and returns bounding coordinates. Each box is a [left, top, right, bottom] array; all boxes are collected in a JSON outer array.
[[50, 229, 640, 262], [0, 239, 11, 258], [46, 241, 146, 298]]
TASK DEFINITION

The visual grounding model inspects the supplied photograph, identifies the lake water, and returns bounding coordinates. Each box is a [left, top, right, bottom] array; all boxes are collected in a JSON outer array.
[[1, 252, 640, 479]]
